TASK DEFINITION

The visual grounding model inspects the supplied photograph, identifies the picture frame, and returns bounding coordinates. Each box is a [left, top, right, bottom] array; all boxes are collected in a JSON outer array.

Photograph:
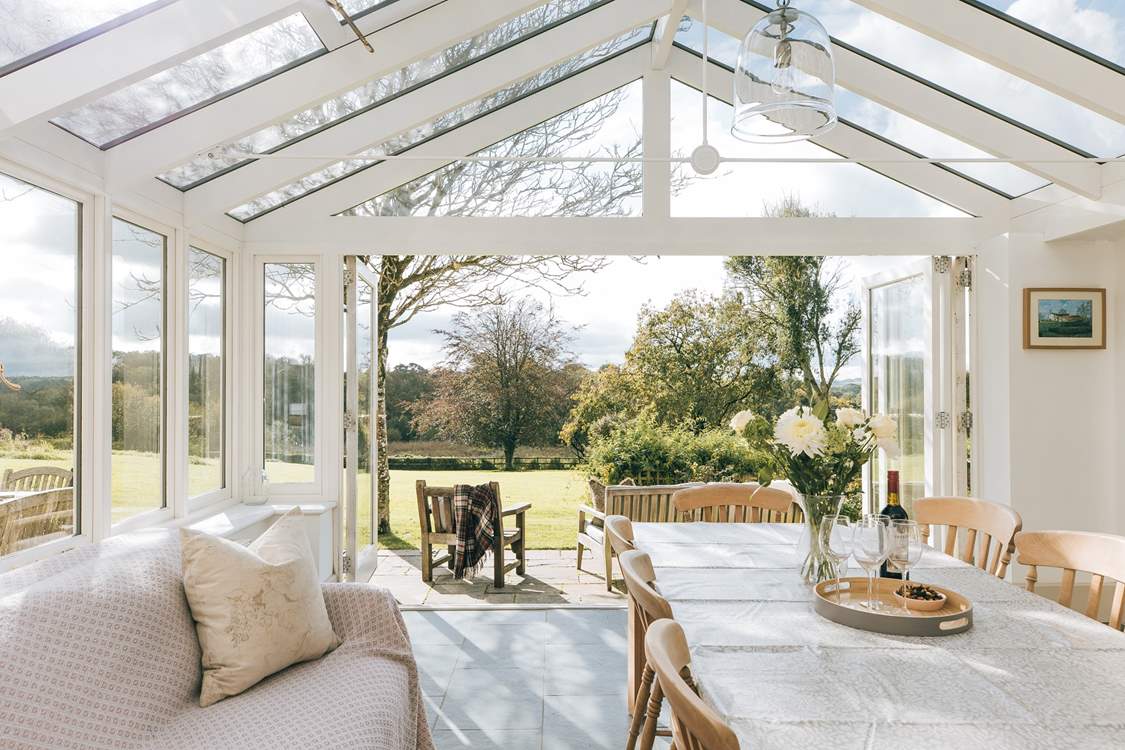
[[1023, 287, 1106, 350]]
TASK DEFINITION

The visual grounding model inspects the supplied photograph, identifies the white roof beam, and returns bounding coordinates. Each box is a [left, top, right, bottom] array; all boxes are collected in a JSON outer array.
[[667, 50, 1011, 220], [852, 0, 1125, 125], [0, 0, 305, 132], [243, 47, 647, 236], [244, 215, 1006, 255], [104, 0, 571, 187], [300, 0, 354, 50], [652, 0, 690, 69], [694, 0, 1102, 199], [184, 0, 665, 221]]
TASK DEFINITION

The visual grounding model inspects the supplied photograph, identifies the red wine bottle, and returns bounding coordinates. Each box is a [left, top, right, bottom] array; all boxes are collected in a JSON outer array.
[[880, 470, 908, 579]]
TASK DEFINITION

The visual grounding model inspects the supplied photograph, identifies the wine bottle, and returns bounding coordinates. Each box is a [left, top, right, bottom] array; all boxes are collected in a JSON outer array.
[[880, 470, 908, 579]]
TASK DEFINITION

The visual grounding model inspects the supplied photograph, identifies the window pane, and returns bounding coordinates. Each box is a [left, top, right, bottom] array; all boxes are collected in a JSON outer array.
[[333, 0, 399, 20], [0, 0, 159, 71], [357, 276, 374, 548], [51, 13, 324, 148], [970, 0, 1125, 67], [264, 263, 316, 484], [0, 172, 79, 556], [188, 248, 224, 497], [112, 217, 165, 521], [159, 0, 612, 190]]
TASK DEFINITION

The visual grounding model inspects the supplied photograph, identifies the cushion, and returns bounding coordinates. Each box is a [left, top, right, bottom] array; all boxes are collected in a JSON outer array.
[[180, 509, 340, 707]]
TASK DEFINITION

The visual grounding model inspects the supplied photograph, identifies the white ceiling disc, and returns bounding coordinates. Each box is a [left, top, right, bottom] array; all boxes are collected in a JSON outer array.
[[690, 144, 722, 175]]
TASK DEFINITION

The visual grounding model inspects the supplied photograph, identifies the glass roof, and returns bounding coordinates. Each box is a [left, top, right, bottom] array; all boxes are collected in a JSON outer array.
[[342, 80, 644, 218], [228, 25, 651, 221], [161, 0, 610, 190], [676, 20, 1049, 197], [0, 0, 167, 73], [669, 81, 968, 218], [968, 0, 1125, 68], [333, 0, 399, 21], [50, 13, 324, 149], [770, 0, 1125, 158]]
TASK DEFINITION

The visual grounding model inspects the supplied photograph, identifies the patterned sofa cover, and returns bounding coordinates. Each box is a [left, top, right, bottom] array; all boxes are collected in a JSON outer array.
[[0, 529, 434, 750]]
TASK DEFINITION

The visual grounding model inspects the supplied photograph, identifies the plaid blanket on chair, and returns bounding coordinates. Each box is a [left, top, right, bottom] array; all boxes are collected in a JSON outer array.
[[452, 483, 500, 579]]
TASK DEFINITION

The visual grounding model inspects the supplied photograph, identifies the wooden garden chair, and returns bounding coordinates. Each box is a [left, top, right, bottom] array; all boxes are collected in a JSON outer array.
[[414, 480, 529, 589], [1015, 530, 1125, 629], [578, 481, 702, 591], [1, 466, 73, 492], [671, 482, 798, 523], [619, 550, 676, 750], [605, 514, 635, 557], [914, 496, 1022, 578], [645, 620, 740, 750]]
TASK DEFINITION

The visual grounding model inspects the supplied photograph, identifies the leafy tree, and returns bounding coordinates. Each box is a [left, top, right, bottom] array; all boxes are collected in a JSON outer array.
[[725, 195, 860, 413], [384, 363, 435, 442], [411, 299, 577, 470]]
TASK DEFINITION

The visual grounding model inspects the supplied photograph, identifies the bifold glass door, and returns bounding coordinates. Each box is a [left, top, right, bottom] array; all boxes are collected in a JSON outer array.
[[342, 257, 378, 582]]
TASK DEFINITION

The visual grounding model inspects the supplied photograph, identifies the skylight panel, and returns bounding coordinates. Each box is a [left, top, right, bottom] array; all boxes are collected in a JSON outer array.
[[0, 0, 166, 73], [968, 0, 1125, 68], [226, 25, 650, 221], [50, 13, 324, 148], [159, 0, 609, 190], [331, 0, 399, 21]]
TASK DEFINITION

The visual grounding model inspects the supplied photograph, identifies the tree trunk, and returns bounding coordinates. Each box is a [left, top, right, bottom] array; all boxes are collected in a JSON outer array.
[[375, 323, 391, 534], [503, 439, 517, 472]]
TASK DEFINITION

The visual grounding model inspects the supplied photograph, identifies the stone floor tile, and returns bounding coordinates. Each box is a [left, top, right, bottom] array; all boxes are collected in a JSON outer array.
[[433, 694, 544, 732], [432, 729, 542, 750], [542, 693, 628, 750]]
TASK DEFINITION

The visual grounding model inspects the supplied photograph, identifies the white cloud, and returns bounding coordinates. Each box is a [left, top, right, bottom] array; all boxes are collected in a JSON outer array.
[[1007, 0, 1122, 61]]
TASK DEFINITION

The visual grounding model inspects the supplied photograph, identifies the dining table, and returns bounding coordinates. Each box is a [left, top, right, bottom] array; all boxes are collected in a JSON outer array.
[[629, 521, 1125, 749]]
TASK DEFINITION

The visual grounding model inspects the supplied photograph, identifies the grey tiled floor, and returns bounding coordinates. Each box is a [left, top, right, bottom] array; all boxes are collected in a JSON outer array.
[[406, 608, 667, 750]]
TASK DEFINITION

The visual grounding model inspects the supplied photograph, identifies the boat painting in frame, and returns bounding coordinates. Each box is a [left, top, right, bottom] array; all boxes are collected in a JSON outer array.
[[1023, 288, 1106, 350]]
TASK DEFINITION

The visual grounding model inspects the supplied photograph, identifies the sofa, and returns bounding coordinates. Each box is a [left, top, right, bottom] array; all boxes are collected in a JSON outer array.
[[0, 529, 434, 750]]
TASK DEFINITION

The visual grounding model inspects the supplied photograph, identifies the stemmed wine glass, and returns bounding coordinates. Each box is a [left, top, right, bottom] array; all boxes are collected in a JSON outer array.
[[818, 514, 853, 603], [887, 520, 926, 609], [853, 514, 890, 610]]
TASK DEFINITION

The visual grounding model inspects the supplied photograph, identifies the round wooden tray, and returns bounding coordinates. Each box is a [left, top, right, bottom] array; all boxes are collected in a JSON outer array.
[[813, 577, 973, 636]]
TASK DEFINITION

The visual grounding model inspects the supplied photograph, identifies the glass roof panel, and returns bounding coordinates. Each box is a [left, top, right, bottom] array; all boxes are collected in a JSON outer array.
[[968, 0, 1125, 68], [50, 13, 324, 148], [342, 79, 644, 218], [161, 0, 611, 190], [332, 0, 399, 21], [670, 81, 968, 218], [0, 0, 165, 72], [676, 20, 1049, 197], [228, 25, 651, 221], [768, 0, 1125, 157]]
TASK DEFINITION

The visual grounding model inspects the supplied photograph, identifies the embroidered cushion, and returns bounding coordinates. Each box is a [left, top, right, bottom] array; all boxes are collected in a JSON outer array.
[[180, 509, 340, 706]]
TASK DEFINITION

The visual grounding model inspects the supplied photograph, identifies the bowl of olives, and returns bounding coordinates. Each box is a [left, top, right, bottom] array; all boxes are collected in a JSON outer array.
[[893, 583, 948, 612]]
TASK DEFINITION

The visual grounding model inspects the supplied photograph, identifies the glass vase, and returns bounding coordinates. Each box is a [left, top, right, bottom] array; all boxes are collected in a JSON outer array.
[[797, 494, 847, 584]]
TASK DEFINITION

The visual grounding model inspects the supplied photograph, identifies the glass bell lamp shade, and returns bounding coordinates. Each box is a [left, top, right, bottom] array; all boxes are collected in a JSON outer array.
[[732, 3, 837, 143]]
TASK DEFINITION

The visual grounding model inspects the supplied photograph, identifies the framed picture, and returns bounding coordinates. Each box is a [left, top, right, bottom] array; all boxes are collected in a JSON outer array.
[[1023, 288, 1106, 350]]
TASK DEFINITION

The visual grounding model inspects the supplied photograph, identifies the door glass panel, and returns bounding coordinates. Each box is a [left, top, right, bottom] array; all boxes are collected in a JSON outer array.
[[188, 248, 224, 497], [111, 217, 165, 521], [357, 274, 375, 552], [0, 171, 80, 555], [263, 263, 316, 484], [869, 274, 927, 515]]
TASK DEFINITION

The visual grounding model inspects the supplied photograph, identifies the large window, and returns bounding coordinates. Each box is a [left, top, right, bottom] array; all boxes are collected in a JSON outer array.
[[111, 217, 165, 522], [0, 171, 80, 556], [188, 248, 225, 498], [263, 263, 316, 484]]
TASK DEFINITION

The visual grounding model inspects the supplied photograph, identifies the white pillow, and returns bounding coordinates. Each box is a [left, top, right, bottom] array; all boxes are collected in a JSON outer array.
[[180, 508, 340, 706]]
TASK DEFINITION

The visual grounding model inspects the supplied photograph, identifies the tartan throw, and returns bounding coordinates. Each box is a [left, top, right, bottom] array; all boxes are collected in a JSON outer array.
[[452, 483, 500, 579]]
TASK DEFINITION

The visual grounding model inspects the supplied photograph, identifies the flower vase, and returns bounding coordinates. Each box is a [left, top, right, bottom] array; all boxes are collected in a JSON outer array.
[[796, 494, 846, 584]]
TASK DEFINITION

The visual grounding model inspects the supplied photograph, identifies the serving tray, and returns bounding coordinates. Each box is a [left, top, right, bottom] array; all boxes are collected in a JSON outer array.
[[813, 577, 973, 636]]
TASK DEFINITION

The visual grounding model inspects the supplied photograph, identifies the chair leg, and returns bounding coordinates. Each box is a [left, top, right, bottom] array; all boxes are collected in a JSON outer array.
[[627, 664, 655, 750], [447, 545, 456, 570], [576, 540, 585, 571], [515, 513, 526, 576], [639, 678, 664, 750], [421, 540, 433, 583], [493, 535, 504, 589], [604, 542, 614, 592]]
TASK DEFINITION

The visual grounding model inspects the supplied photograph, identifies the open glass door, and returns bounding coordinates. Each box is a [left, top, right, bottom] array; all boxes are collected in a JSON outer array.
[[343, 257, 378, 582], [862, 259, 940, 517]]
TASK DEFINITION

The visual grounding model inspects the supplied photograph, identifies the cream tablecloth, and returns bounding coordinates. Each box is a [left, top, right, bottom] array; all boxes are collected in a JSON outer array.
[[632, 522, 1125, 750]]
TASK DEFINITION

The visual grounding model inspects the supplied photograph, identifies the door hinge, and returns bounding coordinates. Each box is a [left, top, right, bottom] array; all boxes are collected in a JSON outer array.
[[959, 410, 974, 432], [343, 411, 357, 430], [933, 256, 951, 274], [343, 269, 354, 287], [936, 411, 951, 429], [341, 550, 353, 576]]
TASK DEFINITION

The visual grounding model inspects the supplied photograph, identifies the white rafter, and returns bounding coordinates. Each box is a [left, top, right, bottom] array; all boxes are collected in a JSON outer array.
[[692, 0, 1102, 199], [182, 0, 667, 222], [104, 0, 556, 187], [652, 0, 690, 70], [666, 50, 1011, 220], [300, 0, 354, 50], [851, 0, 1125, 126], [0, 0, 306, 132]]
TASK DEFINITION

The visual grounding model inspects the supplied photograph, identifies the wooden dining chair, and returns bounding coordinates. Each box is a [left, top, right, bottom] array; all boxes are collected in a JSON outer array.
[[605, 514, 635, 558], [645, 620, 740, 750], [671, 483, 796, 523], [619, 549, 677, 750], [914, 496, 1022, 578], [1015, 530, 1125, 629]]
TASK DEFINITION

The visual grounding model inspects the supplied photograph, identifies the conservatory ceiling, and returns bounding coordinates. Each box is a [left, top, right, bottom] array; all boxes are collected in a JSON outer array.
[[1, 0, 1124, 252]]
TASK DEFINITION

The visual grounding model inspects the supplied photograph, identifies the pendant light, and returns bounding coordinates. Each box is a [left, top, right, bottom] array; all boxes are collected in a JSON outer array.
[[732, 0, 837, 143]]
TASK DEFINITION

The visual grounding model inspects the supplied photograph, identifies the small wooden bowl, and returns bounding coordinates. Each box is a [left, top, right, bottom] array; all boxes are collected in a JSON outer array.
[[893, 586, 947, 612]]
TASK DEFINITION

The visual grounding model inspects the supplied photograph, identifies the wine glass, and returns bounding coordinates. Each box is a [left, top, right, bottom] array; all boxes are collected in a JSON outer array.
[[888, 520, 926, 607], [852, 514, 890, 610], [818, 514, 853, 603]]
